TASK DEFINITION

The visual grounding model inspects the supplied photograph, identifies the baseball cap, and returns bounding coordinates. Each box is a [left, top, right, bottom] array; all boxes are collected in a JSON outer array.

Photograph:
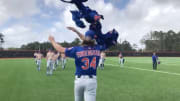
[[85, 30, 95, 40]]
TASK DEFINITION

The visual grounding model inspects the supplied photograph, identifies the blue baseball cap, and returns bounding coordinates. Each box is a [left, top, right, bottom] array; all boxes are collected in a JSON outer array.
[[85, 30, 95, 40]]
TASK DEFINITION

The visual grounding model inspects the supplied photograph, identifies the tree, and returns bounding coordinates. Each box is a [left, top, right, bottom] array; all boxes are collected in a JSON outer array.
[[21, 41, 54, 51], [20, 38, 82, 51], [19, 37, 136, 52], [121, 40, 135, 51], [108, 40, 136, 52], [21, 41, 41, 50], [71, 38, 81, 46], [141, 30, 180, 51], [0, 33, 4, 50], [132, 44, 138, 51]]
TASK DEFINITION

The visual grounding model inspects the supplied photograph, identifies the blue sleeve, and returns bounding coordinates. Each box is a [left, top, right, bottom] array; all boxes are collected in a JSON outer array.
[[65, 47, 76, 58]]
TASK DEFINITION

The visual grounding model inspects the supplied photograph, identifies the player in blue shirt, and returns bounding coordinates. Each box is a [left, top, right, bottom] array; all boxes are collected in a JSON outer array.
[[152, 52, 158, 70], [48, 28, 107, 101]]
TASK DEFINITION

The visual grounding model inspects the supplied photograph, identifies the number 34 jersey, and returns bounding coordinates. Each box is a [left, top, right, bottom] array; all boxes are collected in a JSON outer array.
[[65, 45, 106, 76]]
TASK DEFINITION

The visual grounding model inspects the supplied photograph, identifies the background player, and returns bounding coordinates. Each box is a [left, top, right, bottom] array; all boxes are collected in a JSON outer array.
[[46, 49, 55, 76], [34, 51, 43, 71], [52, 51, 60, 71], [119, 52, 125, 67], [61, 53, 67, 70], [48, 26, 108, 101], [57, 52, 61, 66], [152, 52, 158, 70], [33, 51, 38, 63], [99, 51, 106, 70]]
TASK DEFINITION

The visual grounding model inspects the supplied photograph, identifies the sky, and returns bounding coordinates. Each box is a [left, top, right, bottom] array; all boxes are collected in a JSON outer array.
[[0, 0, 180, 49]]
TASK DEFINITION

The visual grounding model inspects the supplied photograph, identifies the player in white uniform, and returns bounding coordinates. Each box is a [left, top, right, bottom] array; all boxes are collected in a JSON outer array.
[[34, 52, 38, 64], [99, 52, 106, 70], [46, 49, 55, 76], [61, 53, 67, 70], [56, 52, 61, 66], [52, 52, 60, 71], [119, 52, 125, 67], [34, 51, 43, 71]]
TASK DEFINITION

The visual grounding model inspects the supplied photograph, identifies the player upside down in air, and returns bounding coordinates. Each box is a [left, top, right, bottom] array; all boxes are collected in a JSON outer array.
[[49, 27, 108, 101], [61, 0, 119, 49]]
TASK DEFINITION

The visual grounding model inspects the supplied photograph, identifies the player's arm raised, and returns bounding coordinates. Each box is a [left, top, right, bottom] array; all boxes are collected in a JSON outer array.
[[48, 35, 65, 53], [67, 26, 85, 40]]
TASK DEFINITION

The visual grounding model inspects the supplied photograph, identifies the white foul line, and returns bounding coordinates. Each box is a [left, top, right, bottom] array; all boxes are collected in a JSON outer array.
[[106, 64, 180, 76]]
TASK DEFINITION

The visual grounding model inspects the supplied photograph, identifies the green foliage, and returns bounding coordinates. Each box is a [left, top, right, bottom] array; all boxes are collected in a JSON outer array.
[[20, 38, 135, 52], [60, 38, 81, 47], [0, 33, 135, 52], [21, 38, 82, 51], [108, 40, 136, 52], [0, 33, 4, 50], [141, 30, 180, 51]]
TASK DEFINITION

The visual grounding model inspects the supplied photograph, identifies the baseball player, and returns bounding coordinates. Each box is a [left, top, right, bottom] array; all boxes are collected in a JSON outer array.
[[152, 52, 158, 70], [119, 52, 125, 67], [46, 49, 55, 76], [61, 0, 119, 49], [61, 0, 104, 28], [61, 53, 67, 70], [34, 51, 43, 71], [57, 52, 61, 66], [99, 52, 106, 70], [34, 51, 38, 63], [49, 27, 108, 101], [52, 52, 60, 71]]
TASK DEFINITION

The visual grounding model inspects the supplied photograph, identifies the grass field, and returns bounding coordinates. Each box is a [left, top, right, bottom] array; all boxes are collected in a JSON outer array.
[[0, 57, 180, 101]]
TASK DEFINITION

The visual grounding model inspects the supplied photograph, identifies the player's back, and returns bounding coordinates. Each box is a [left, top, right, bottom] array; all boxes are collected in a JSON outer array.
[[65, 45, 105, 76]]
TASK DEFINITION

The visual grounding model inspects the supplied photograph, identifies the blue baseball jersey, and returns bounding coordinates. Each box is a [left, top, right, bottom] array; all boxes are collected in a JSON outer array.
[[65, 45, 106, 76], [152, 55, 157, 62]]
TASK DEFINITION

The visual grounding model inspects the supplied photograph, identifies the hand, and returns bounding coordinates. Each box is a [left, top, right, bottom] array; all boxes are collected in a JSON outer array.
[[48, 35, 55, 42], [67, 26, 77, 32]]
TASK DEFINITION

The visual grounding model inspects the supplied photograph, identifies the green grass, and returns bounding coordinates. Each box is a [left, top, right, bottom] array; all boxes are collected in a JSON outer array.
[[0, 57, 180, 101]]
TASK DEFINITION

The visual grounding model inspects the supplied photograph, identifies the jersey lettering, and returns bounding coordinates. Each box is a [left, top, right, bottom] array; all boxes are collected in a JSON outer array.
[[81, 57, 96, 70]]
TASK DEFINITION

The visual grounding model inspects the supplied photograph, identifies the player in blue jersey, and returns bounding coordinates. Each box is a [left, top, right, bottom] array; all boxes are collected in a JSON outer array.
[[61, 0, 119, 49], [48, 28, 107, 101], [61, 0, 104, 28], [152, 52, 158, 70]]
